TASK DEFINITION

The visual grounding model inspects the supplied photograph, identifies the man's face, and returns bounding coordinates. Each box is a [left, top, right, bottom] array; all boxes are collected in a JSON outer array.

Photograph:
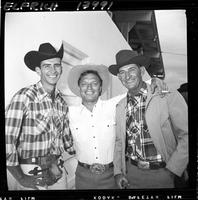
[[118, 64, 143, 91], [36, 57, 62, 89], [79, 73, 102, 104]]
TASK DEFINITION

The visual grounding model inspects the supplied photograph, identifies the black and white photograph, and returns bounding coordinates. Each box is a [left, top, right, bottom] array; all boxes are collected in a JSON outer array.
[[1, 1, 197, 200]]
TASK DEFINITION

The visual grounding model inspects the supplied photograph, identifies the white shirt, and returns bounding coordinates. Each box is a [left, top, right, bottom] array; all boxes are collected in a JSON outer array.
[[68, 94, 126, 165]]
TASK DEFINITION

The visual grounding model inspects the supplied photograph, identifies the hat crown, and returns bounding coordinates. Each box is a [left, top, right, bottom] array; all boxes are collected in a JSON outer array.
[[116, 50, 138, 65], [38, 43, 57, 55]]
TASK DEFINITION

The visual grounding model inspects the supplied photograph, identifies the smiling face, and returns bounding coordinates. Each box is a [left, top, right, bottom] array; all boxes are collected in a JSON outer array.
[[118, 64, 145, 92], [78, 72, 102, 105], [35, 57, 62, 93]]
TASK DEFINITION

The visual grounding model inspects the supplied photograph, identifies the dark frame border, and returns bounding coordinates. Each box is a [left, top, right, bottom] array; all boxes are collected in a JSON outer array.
[[1, 0, 197, 199]]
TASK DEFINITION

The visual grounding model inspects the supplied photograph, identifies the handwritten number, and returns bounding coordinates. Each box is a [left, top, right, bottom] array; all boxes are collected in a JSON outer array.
[[82, 1, 90, 9], [100, 1, 108, 10], [77, 1, 113, 10], [92, 1, 99, 10], [107, 1, 113, 10], [77, 2, 81, 10]]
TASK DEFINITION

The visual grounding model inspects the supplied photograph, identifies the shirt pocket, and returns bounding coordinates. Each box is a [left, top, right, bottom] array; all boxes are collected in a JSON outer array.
[[34, 113, 50, 135], [98, 120, 116, 141], [69, 122, 90, 143]]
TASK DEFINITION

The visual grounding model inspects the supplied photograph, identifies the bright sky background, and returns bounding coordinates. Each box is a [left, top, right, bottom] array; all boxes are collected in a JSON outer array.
[[155, 10, 187, 90]]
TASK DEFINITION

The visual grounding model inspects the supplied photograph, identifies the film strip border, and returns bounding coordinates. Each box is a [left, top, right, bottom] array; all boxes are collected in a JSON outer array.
[[197, 154, 198, 199]]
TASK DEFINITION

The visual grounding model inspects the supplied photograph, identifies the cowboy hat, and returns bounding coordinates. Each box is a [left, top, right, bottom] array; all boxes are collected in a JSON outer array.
[[24, 43, 64, 71], [108, 49, 150, 76], [68, 64, 110, 97]]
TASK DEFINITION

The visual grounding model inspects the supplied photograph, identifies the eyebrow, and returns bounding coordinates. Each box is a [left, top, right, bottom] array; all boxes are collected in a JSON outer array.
[[119, 67, 136, 71]]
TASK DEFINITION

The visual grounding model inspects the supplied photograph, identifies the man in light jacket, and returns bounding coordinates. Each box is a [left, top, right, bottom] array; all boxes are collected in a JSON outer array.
[[109, 50, 188, 189]]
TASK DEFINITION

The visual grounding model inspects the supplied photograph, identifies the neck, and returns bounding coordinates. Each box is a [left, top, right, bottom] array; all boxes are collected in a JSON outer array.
[[128, 80, 143, 96], [82, 100, 98, 112], [41, 81, 56, 95]]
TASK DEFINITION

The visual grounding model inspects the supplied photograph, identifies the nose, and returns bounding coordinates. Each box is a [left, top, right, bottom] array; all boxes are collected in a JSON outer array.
[[50, 65, 56, 72], [87, 84, 93, 89], [125, 71, 131, 80]]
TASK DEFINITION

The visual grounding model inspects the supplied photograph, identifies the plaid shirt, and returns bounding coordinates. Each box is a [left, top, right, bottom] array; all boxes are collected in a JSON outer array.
[[126, 82, 163, 163], [6, 81, 75, 166]]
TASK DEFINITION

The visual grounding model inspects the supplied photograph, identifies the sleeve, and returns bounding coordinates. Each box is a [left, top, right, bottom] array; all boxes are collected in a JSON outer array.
[[165, 91, 188, 176], [108, 93, 127, 106], [5, 93, 26, 166], [62, 105, 76, 155]]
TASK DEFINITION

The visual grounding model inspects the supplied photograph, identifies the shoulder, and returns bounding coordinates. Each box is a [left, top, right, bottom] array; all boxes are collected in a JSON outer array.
[[11, 84, 36, 102], [116, 96, 127, 108], [103, 93, 126, 107], [68, 105, 82, 114], [6, 85, 35, 111]]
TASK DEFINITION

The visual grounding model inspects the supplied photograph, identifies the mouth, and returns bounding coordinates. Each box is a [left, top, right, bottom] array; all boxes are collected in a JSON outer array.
[[85, 92, 94, 95], [48, 74, 59, 78]]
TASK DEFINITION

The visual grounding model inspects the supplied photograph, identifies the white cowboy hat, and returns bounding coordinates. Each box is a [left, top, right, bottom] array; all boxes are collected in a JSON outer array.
[[68, 64, 110, 97]]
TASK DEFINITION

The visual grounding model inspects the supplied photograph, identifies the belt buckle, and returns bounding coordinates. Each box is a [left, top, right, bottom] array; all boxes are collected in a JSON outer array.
[[137, 160, 150, 170], [90, 163, 105, 174]]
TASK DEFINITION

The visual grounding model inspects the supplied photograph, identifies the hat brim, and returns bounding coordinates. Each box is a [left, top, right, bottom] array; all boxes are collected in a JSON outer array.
[[68, 64, 110, 97], [24, 44, 64, 71], [109, 55, 150, 76]]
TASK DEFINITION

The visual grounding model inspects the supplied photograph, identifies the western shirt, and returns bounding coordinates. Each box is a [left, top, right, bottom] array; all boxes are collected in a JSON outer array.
[[6, 81, 75, 166], [68, 95, 125, 165], [126, 83, 163, 162]]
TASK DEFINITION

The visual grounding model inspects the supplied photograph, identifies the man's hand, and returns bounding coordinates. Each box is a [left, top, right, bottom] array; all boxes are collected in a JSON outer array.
[[114, 174, 129, 189], [150, 77, 169, 96], [18, 173, 45, 190], [7, 165, 45, 190]]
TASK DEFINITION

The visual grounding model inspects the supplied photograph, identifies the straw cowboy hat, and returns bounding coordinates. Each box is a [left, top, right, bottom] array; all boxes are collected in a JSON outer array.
[[108, 49, 150, 76], [68, 64, 110, 97], [24, 43, 64, 71]]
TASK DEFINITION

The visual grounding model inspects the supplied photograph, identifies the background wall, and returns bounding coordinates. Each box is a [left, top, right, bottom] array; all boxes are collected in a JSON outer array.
[[5, 11, 130, 107], [155, 10, 187, 90]]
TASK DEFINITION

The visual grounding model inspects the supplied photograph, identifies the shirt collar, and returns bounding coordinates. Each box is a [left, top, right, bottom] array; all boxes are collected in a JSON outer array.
[[36, 81, 62, 101]]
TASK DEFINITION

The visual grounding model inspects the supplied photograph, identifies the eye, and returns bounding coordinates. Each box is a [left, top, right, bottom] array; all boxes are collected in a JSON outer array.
[[92, 82, 99, 86], [54, 64, 62, 68], [42, 64, 50, 69], [119, 71, 125, 75], [80, 82, 87, 87]]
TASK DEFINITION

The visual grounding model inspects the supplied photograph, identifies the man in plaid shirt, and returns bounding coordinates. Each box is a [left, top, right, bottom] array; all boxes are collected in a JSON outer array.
[[5, 43, 75, 190], [109, 50, 188, 188]]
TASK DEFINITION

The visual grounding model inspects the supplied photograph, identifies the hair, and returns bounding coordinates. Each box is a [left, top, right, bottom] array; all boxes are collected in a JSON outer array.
[[78, 70, 103, 86]]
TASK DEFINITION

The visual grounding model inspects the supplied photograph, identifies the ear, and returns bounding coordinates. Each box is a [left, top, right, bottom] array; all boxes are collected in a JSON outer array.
[[35, 67, 41, 76], [140, 66, 145, 76]]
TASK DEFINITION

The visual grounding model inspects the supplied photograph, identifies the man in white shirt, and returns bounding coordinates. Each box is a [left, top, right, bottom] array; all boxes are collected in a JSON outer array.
[[67, 64, 167, 189]]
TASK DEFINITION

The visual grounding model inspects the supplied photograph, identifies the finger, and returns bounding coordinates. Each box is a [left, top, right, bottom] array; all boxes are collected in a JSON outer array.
[[35, 174, 43, 179], [37, 179, 46, 187]]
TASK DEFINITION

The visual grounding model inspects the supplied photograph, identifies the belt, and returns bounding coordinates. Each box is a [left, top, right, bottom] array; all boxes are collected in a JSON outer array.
[[126, 158, 166, 170], [78, 161, 113, 174], [19, 155, 60, 165]]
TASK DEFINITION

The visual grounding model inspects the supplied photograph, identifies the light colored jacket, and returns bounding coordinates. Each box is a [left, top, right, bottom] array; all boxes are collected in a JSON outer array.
[[113, 85, 188, 177]]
